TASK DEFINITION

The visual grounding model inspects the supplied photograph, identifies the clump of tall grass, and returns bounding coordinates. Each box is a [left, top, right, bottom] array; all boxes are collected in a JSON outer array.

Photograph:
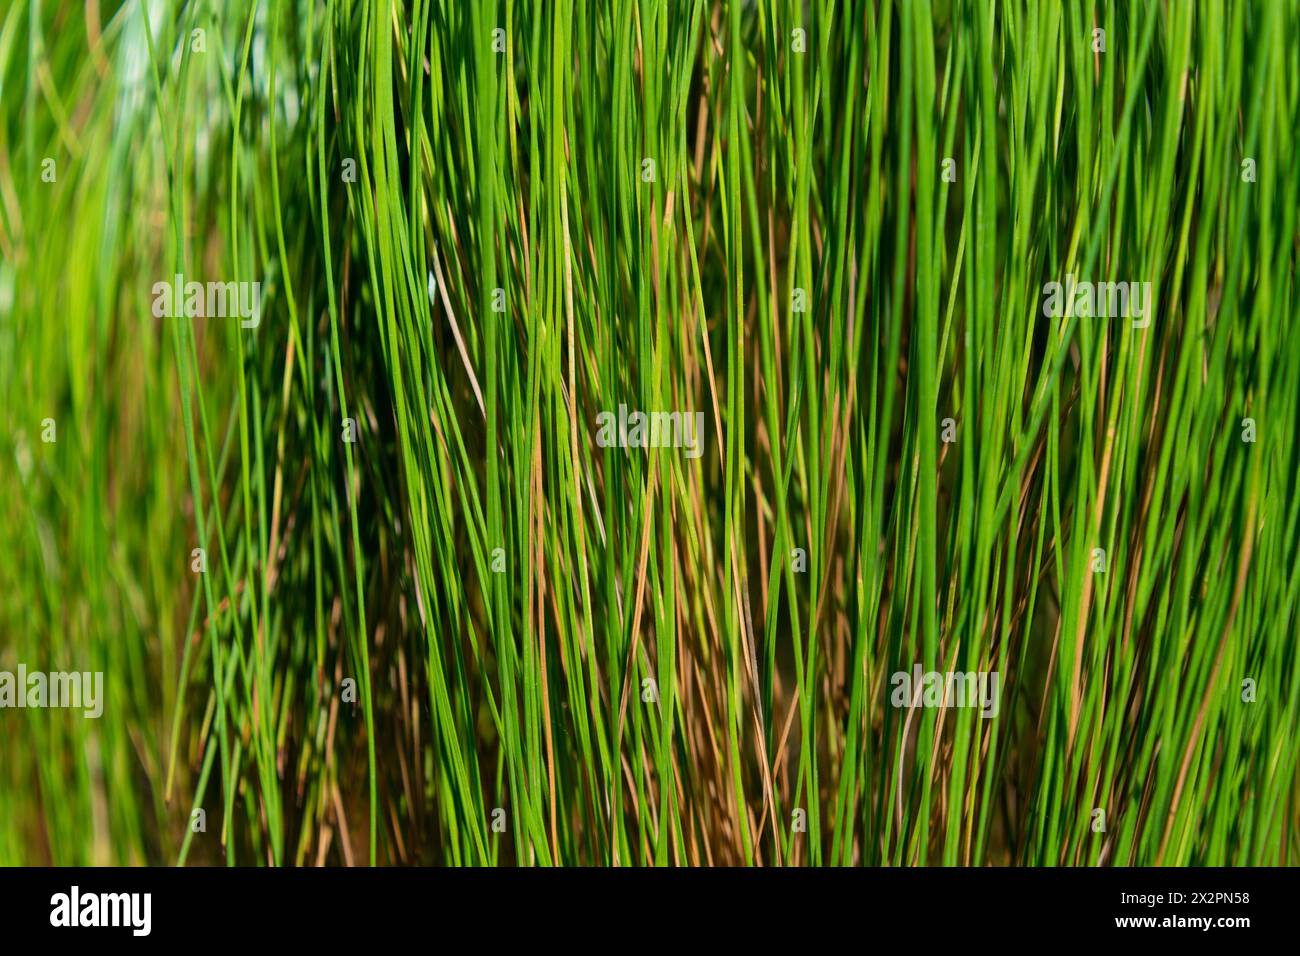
[[1, 0, 1297, 866]]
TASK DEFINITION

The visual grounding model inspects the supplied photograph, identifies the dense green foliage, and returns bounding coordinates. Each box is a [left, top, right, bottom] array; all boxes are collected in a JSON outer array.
[[1, 0, 1298, 866]]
